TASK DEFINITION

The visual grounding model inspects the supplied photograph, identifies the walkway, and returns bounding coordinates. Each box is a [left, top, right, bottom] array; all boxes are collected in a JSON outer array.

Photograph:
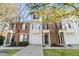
[[15, 45, 43, 56]]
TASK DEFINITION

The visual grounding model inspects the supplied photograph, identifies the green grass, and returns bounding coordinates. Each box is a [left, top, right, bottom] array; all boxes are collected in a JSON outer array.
[[43, 49, 79, 56], [0, 49, 20, 56]]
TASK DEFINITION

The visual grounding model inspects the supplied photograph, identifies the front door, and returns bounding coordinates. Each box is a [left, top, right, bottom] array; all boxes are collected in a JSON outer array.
[[59, 32, 65, 44], [44, 34, 49, 45]]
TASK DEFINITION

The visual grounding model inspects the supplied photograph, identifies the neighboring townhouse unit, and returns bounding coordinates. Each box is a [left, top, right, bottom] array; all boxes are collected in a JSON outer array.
[[4, 22, 30, 46], [42, 23, 61, 46], [59, 16, 79, 45]]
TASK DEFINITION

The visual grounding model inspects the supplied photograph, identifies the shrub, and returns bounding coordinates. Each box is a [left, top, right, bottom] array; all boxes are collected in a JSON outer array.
[[51, 43, 64, 47], [11, 41, 29, 47], [0, 36, 5, 46], [19, 42, 29, 46]]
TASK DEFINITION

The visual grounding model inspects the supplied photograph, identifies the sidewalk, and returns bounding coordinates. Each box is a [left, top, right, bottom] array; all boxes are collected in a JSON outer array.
[[15, 45, 43, 56], [0, 46, 24, 50], [43, 46, 79, 49]]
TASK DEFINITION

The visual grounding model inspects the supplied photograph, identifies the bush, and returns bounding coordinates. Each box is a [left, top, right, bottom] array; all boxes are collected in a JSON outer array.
[[11, 41, 29, 47], [51, 43, 64, 47], [0, 36, 5, 46], [19, 42, 29, 46]]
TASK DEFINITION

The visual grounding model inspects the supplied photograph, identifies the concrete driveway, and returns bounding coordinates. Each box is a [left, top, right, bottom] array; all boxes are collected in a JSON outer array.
[[15, 45, 43, 56]]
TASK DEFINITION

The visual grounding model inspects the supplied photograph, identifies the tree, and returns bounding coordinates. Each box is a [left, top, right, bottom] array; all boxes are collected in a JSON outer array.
[[0, 4, 18, 36], [26, 3, 79, 23]]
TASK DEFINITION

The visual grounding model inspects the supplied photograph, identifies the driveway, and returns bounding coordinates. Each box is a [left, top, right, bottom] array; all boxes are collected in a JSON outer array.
[[15, 45, 43, 56]]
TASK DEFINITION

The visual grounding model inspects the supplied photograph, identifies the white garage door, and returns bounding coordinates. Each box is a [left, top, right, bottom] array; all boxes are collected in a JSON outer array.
[[29, 34, 42, 44]]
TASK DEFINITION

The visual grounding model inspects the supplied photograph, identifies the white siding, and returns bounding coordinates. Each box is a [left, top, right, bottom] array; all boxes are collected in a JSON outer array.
[[62, 16, 79, 45]]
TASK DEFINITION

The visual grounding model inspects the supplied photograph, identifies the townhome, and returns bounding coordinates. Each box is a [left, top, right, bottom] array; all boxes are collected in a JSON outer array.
[[59, 16, 79, 45], [42, 23, 60, 46], [28, 13, 60, 46], [4, 22, 30, 46]]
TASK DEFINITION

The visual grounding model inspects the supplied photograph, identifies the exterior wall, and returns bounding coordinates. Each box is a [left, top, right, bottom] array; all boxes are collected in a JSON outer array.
[[61, 16, 79, 45], [63, 32, 79, 45], [14, 22, 30, 42], [4, 22, 30, 45], [29, 21, 42, 44], [48, 23, 60, 45]]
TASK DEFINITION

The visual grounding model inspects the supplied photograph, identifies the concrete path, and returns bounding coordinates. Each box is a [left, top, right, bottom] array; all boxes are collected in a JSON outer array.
[[0, 46, 24, 56], [0, 47, 24, 50], [0, 53, 8, 56], [15, 45, 43, 56]]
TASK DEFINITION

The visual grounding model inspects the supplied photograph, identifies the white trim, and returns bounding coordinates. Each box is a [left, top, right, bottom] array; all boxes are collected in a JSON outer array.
[[19, 33, 28, 35], [3, 31, 13, 46], [48, 32, 51, 46]]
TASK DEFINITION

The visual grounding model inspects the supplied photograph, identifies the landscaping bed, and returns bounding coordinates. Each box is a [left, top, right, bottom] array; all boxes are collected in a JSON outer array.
[[43, 49, 79, 56], [0, 36, 5, 46], [0, 49, 20, 56], [8, 42, 29, 47]]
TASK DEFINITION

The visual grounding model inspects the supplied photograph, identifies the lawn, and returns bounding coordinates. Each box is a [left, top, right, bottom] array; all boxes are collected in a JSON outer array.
[[43, 49, 79, 56], [0, 49, 20, 56]]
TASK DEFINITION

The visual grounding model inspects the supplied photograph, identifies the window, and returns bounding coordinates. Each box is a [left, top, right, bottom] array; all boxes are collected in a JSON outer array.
[[14, 24, 16, 30], [9, 24, 14, 30], [43, 24, 48, 29], [39, 26, 40, 29], [32, 24, 33, 29], [20, 35, 23, 42], [22, 24, 25, 30], [25, 25, 27, 30], [20, 24, 22, 30], [16, 24, 19, 30], [25, 25, 29, 30], [78, 24, 79, 27], [77, 22, 79, 27], [24, 35, 28, 41], [20, 35, 28, 42], [64, 26, 67, 29], [68, 23, 71, 28]]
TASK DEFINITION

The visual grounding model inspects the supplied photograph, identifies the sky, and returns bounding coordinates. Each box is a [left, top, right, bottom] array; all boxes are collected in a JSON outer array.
[[18, 3, 32, 22]]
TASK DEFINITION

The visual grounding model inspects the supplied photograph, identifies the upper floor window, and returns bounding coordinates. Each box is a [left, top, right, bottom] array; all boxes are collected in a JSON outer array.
[[20, 24, 22, 30], [32, 23, 41, 30], [25, 24, 29, 30], [78, 24, 79, 27], [64, 25, 67, 30], [32, 24, 33, 29], [77, 22, 79, 28], [9, 24, 14, 30], [68, 23, 71, 28], [39, 26, 40, 29], [43, 24, 48, 29], [22, 24, 25, 30], [14, 24, 16, 30]]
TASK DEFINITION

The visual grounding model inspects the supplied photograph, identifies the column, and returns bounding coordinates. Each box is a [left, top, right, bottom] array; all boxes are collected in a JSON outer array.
[[3, 32, 8, 46], [59, 33, 62, 45], [48, 32, 51, 46], [43, 33, 45, 46]]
